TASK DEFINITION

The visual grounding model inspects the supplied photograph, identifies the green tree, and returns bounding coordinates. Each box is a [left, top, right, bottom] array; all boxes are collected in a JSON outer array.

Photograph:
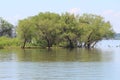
[[33, 12, 61, 48], [79, 14, 114, 48], [17, 12, 114, 49], [17, 18, 35, 49], [59, 13, 81, 48], [0, 17, 14, 37]]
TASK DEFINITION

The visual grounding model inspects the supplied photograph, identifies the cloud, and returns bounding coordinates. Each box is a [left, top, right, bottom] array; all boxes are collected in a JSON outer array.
[[69, 8, 80, 14]]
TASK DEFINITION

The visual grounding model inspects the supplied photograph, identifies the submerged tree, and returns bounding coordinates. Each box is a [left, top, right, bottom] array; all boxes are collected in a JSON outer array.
[[33, 12, 61, 48], [17, 18, 35, 48], [17, 12, 114, 49], [59, 13, 82, 48], [79, 14, 114, 48]]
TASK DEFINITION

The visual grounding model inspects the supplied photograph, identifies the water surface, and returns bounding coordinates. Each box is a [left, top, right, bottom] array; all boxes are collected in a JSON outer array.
[[0, 40, 120, 80]]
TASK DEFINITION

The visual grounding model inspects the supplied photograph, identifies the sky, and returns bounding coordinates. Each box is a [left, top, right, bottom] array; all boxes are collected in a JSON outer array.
[[0, 0, 120, 33]]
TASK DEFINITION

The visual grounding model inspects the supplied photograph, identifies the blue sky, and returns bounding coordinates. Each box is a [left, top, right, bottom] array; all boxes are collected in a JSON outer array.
[[0, 0, 120, 33]]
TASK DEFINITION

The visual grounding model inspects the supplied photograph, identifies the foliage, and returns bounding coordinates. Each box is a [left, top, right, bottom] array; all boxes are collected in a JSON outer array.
[[0, 36, 20, 48], [79, 14, 114, 48], [17, 18, 36, 48], [59, 13, 80, 48], [30, 12, 61, 48], [17, 12, 114, 49], [0, 17, 14, 37]]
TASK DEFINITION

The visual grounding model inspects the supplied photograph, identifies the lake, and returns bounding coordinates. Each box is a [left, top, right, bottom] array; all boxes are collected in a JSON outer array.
[[0, 40, 120, 80]]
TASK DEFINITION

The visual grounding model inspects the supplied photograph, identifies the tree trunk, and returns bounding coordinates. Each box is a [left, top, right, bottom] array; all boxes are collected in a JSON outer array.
[[66, 36, 74, 48], [85, 31, 93, 48], [69, 40, 74, 48], [87, 43, 91, 48], [91, 41, 98, 48], [46, 37, 52, 49], [48, 41, 51, 49], [21, 39, 27, 49]]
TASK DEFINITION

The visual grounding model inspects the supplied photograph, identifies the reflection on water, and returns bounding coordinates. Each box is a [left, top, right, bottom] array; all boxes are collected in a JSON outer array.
[[16, 48, 105, 62], [0, 40, 120, 80], [0, 48, 115, 62]]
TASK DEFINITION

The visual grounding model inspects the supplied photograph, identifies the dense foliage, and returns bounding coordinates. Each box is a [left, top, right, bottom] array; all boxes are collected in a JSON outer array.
[[0, 17, 14, 37], [0, 36, 19, 48], [17, 12, 114, 49]]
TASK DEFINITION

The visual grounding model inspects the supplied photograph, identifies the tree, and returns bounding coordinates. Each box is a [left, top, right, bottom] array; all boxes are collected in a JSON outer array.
[[17, 18, 35, 49], [79, 14, 114, 48], [33, 12, 61, 48], [59, 13, 81, 48], [17, 12, 114, 49], [0, 17, 14, 37]]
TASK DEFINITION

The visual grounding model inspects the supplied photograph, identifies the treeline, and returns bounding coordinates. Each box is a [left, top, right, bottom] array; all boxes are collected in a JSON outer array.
[[0, 17, 19, 48], [17, 12, 114, 49], [0, 17, 14, 37], [0, 12, 114, 49]]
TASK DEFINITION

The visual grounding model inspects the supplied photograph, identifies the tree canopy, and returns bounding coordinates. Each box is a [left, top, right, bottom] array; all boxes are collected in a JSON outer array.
[[17, 12, 114, 49], [0, 17, 14, 37], [33, 12, 61, 48], [79, 14, 114, 48]]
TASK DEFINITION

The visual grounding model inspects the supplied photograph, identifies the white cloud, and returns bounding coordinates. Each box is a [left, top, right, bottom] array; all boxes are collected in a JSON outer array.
[[69, 8, 80, 14]]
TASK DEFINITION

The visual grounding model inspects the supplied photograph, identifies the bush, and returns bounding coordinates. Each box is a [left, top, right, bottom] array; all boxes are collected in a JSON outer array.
[[0, 36, 20, 48]]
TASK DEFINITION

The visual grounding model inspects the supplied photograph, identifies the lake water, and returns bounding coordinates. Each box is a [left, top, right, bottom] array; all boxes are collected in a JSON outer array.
[[0, 40, 120, 80]]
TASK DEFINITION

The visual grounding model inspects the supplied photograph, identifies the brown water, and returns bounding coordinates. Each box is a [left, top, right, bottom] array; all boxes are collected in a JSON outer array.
[[0, 40, 120, 80]]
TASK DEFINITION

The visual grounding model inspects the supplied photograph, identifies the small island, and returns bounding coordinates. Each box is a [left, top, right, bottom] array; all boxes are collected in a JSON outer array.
[[0, 12, 114, 49]]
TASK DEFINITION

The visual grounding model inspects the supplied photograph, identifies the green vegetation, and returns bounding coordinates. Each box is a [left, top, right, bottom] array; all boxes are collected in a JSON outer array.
[[0, 36, 19, 48], [0, 17, 14, 37], [0, 12, 115, 49]]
